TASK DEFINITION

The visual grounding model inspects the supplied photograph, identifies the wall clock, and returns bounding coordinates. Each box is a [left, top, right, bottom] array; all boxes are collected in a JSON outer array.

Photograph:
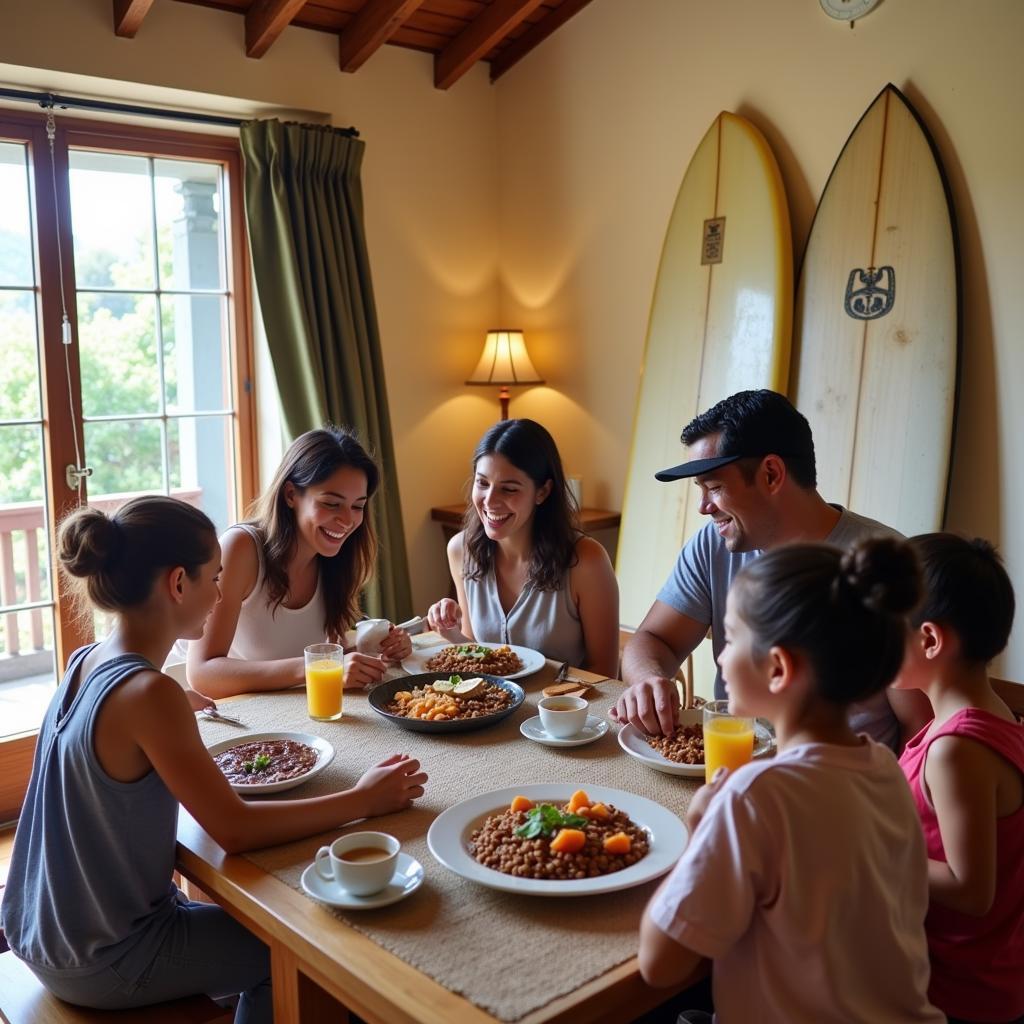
[[820, 0, 882, 20]]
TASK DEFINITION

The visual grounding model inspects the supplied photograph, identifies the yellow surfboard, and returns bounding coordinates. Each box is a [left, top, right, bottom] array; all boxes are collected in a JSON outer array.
[[617, 112, 793, 632], [792, 85, 959, 534]]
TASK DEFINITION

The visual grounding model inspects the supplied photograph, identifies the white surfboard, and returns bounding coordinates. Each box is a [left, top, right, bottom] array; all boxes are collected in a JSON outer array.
[[617, 112, 793, 631], [792, 84, 960, 535]]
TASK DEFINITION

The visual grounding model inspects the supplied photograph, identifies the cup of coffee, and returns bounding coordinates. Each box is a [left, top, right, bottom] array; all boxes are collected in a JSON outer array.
[[356, 618, 392, 655], [314, 831, 400, 896], [538, 694, 589, 738]]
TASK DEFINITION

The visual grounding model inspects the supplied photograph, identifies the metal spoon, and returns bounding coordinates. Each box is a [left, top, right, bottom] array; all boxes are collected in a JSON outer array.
[[200, 706, 246, 727]]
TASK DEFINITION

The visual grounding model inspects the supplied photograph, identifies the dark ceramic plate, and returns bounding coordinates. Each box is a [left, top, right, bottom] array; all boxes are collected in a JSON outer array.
[[368, 672, 526, 734]]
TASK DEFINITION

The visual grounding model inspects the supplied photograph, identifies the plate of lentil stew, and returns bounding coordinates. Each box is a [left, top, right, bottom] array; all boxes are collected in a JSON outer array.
[[401, 641, 545, 680], [617, 709, 774, 778], [206, 732, 334, 794], [368, 673, 526, 734], [427, 784, 688, 895]]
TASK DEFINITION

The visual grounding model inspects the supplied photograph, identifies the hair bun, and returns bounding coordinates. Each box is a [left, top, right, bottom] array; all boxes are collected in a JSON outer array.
[[57, 507, 119, 578], [834, 537, 921, 616]]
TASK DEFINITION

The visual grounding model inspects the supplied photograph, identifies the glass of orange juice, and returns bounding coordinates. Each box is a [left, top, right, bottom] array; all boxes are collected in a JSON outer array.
[[703, 700, 755, 784], [304, 643, 344, 722]]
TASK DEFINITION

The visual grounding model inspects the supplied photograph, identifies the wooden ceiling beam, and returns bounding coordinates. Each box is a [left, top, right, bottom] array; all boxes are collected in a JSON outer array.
[[245, 0, 307, 59], [339, 0, 428, 73], [112, 0, 155, 38], [434, 0, 547, 90], [489, 0, 595, 82]]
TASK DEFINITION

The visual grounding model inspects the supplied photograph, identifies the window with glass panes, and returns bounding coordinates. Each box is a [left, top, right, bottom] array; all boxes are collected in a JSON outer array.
[[0, 112, 255, 816]]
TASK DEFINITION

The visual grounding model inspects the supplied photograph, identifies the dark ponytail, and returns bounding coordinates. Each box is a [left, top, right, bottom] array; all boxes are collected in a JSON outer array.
[[733, 537, 921, 705], [58, 496, 217, 613]]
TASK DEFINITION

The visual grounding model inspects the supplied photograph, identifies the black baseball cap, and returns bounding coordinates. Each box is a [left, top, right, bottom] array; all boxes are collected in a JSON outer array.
[[656, 450, 754, 481], [655, 390, 818, 487]]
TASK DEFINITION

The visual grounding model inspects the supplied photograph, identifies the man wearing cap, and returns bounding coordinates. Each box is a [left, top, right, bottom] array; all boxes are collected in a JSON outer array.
[[613, 389, 931, 747]]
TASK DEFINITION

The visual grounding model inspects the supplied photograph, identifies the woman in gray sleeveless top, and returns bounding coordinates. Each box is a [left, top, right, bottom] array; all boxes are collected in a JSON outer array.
[[1, 496, 427, 1020], [427, 420, 619, 678]]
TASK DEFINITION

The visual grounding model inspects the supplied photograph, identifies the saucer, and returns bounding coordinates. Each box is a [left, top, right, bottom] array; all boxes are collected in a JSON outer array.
[[300, 851, 424, 909], [520, 714, 608, 748]]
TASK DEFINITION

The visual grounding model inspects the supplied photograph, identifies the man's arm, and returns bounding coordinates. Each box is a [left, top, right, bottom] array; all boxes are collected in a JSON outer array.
[[615, 601, 709, 735]]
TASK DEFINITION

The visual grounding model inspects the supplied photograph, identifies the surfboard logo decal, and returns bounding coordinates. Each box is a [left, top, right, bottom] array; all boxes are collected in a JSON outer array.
[[844, 266, 895, 319], [701, 217, 726, 265]]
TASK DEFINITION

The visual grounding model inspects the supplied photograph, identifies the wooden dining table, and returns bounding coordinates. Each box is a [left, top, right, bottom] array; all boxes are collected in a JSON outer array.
[[176, 661, 703, 1024]]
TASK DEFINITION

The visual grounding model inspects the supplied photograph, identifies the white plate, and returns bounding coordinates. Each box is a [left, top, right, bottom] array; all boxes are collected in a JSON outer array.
[[401, 641, 545, 680], [427, 784, 688, 896], [617, 713, 774, 779], [519, 714, 609, 748], [206, 731, 335, 795], [300, 852, 424, 909]]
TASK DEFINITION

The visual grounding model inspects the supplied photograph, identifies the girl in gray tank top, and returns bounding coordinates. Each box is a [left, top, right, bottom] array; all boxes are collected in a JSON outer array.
[[427, 420, 620, 678], [1, 496, 427, 1020]]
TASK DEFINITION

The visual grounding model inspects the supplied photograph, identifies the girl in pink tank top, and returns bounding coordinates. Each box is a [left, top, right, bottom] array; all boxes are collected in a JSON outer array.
[[895, 533, 1024, 1023]]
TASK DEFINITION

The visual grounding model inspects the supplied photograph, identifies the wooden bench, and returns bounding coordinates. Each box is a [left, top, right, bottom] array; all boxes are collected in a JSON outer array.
[[0, 950, 232, 1024]]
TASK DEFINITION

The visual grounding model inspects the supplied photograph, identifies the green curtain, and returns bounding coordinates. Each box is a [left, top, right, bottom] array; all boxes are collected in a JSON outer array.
[[240, 119, 411, 622]]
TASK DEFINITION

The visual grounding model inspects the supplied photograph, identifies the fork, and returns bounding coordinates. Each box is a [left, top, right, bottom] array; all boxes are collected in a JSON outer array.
[[200, 706, 246, 727]]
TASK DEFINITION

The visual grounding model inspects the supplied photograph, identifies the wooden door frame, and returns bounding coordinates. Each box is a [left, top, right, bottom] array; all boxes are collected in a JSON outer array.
[[0, 109, 257, 821]]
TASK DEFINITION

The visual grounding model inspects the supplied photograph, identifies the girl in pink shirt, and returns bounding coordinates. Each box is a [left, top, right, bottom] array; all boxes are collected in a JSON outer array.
[[895, 534, 1024, 1024], [639, 538, 943, 1024]]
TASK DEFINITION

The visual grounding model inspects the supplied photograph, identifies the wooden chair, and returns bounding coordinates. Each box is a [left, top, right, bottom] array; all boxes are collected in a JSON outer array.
[[617, 626, 698, 707], [992, 677, 1024, 720], [0, 949, 232, 1024]]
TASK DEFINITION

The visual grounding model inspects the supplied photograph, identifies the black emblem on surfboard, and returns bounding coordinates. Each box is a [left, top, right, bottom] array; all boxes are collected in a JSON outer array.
[[844, 266, 895, 320], [701, 217, 725, 265]]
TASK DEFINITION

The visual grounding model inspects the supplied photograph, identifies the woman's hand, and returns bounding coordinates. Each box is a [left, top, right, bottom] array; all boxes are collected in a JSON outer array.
[[379, 625, 412, 665], [343, 651, 387, 689], [685, 767, 729, 834], [352, 754, 428, 816], [184, 687, 216, 713], [427, 598, 462, 636]]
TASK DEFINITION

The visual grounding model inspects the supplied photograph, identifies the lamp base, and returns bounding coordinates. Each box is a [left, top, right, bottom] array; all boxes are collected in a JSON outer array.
[[498, 385, 511, 421]]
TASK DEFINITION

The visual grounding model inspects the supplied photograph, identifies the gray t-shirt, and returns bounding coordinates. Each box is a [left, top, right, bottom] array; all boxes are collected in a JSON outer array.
[[656, 505, 904, 749]]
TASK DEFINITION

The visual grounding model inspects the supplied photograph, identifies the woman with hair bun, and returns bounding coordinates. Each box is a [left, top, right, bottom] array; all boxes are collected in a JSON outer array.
[[187, 426, 411, 698], [0, 496, 427, 1020], [638, 537, 943, 1024], [427, 419, 619, 678]]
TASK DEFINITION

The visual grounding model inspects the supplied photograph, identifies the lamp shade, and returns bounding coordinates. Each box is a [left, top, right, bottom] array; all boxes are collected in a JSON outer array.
[[466, 329, 544, 386]]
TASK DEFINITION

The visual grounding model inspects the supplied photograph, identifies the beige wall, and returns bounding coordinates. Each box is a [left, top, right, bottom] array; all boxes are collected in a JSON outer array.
[[494, 0, 1024, 678], [2, 0, 501, 615], [5, 0, 1023, 676]]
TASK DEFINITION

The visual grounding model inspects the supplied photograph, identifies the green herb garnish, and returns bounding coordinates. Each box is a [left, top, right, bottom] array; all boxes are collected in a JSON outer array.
[[515, 804, 589, 839], [242, 753, 272, 774], [449, 674, 462, 684], [455, 645, 489, 658]]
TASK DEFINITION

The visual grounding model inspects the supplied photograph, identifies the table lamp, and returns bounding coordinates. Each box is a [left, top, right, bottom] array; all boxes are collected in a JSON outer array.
[[465, 329, 545, 420]]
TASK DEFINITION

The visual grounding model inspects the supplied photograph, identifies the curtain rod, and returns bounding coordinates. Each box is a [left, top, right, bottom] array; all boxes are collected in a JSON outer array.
[[0, 87, 359, 136]]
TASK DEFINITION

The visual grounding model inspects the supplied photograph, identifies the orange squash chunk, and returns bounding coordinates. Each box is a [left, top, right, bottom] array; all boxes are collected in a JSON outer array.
[[550, 828, 587, 854], [567, 789, 591, 813], [602, 832, 632, 855], [588, 802, 611, 820], [509, 795, 534, 813]]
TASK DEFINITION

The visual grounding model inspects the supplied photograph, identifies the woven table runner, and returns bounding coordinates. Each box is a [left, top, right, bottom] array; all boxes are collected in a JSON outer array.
[[196, 666, 699, 1022]]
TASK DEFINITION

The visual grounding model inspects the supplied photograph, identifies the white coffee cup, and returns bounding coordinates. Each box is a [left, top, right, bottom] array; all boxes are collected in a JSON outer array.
[[314, 831, 400, 896], [355, 618, 391, 655], [538, 694, 589, 738]]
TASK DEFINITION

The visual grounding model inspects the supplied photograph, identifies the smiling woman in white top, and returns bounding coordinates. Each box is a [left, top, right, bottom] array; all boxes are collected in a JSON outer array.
[[187, 427, 411, 699], [427, 419, 619, 678]]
